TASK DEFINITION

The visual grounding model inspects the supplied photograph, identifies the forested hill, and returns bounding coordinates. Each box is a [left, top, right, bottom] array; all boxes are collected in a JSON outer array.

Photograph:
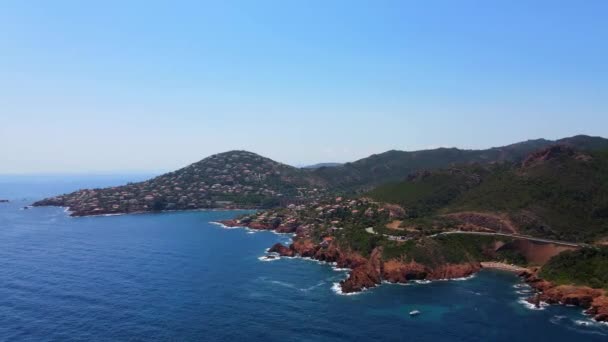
[[313, 135, 608, 191], [33, 151, 328, 216], [369, 145, 608, 243], [33, 135, 608, 218]]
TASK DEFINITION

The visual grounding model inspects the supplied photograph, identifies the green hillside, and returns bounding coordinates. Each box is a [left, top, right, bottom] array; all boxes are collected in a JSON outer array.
[[313, 135, 608, 191], [540, 247, 608, 289], [33, 135, 608, 220], [369, 146, 608, 243]]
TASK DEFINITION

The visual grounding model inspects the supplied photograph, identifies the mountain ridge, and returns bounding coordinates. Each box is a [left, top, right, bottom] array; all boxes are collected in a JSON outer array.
[[33, 135, 608, 217], [369, 144, 608, 243]]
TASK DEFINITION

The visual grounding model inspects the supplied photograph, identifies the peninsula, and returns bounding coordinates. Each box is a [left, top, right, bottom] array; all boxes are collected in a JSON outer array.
[[33, 135, 608, 321]]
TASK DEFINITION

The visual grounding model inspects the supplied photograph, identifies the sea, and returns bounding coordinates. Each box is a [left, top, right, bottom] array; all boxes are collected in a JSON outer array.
[[1, 175, 607, 341]]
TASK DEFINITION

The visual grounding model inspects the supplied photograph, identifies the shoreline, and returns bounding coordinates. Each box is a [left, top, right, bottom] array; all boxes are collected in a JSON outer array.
[[480, 262, 529, 273], [35, 205, 258, 218]]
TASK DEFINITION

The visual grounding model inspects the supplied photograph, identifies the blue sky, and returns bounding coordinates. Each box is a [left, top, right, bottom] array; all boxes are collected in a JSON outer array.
[[1, 0, 607, 173]]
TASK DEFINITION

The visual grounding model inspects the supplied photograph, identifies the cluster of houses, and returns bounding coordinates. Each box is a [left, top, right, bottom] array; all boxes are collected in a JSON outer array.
[[238, 196, 393, 240], [35, 150, 326, 216]]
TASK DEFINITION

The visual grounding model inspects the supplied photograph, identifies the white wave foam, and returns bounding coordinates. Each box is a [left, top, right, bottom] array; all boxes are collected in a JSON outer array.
[[211, 221, 297, 237], [574, 319, 594, 327], [382, 280, 411, 286], [518, 297, 548, 311], [292, 256, 335, 266], [258, 255, 280, 262], [210, 221, 232, 228], [210, 221, 249, 230], [516, 290, 534, 295], [331, 282, 364, 296], [450, 274, 477, 281]]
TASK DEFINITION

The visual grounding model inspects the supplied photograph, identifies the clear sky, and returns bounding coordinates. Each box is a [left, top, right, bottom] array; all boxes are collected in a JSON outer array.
[[1, 0, 607, 173]]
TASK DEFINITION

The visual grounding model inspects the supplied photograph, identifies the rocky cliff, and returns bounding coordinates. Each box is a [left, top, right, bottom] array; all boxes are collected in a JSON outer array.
[[268, 237, 481, 293], [522, 270, 608, 322]]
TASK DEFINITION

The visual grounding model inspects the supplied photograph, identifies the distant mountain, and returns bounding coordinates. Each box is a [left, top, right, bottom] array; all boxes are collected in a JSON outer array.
[[34, 151, 327, 216], [302, 162, 343, 169], [33, 135, 608, 217], [369, 145, 608, 243], [313, 135, 608, 191]]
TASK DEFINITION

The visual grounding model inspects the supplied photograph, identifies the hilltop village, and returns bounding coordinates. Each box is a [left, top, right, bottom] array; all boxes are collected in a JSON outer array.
[[34, 151, 326, 216]]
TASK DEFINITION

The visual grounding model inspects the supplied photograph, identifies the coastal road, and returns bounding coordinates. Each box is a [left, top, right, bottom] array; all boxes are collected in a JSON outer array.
[[365, 227, 410, 241], [365, 226, 588, 247], [429, 231, 589, 248]]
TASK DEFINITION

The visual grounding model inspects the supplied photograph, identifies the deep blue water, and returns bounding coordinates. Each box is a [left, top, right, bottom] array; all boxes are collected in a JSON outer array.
[[1, 176, 607, 341]]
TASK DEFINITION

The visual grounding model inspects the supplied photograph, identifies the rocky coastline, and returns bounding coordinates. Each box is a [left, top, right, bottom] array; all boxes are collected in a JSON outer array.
[[219, 217, 608, 323], [521, 270, 608, 322], [220, 218, 481, 292]]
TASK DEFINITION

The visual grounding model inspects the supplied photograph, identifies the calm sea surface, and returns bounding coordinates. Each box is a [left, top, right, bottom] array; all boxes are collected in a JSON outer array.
[[1, 175, 607, 341]]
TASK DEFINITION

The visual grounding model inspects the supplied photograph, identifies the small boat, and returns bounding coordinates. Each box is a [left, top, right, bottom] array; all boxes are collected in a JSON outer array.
[[409, 310, 421, 316]]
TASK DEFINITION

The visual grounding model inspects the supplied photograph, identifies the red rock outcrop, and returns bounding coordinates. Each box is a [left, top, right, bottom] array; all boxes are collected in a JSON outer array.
[[218, 219, 275, 231], [427, 263, 480, 279], [519, 270, 608, 322], [382, 260, 427, 282], [381, 259, 480, 283], [275, 224, 298, 233], [268, 243, 294, 257], [228, 212, 608, 322], [519, 269, 554, 292], [218, 219, 240, 227], [314, 243, 341, 263], [248, 221, 273, 230], [521, 145, 578, 168], [540, 285, 602, 307], [340, 248, 383, 293], [586, 296, 608, 322], [291, 239, 318, 257]]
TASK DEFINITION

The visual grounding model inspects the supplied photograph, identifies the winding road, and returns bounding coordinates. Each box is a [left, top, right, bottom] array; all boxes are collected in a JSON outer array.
[[429, 230, 589, 248], [366, 226, 590, 248]]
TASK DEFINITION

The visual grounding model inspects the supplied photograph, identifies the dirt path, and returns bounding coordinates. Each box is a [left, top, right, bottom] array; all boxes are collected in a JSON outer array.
[[445, 211, 519, 234], [385, 220, 403, 230]]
